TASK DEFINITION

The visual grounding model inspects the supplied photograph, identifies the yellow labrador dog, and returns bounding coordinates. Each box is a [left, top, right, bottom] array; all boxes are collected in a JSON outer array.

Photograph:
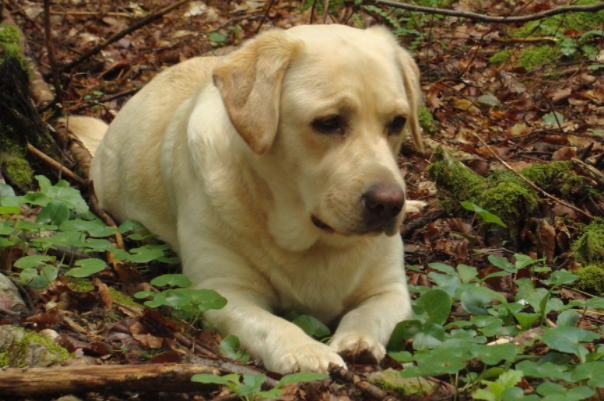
[[69, 24, 424, 374]]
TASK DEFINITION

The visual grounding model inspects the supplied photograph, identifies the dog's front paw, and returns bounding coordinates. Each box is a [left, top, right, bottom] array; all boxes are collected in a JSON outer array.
[[266, 341, 346, 374], [330, 333, 386, 364]]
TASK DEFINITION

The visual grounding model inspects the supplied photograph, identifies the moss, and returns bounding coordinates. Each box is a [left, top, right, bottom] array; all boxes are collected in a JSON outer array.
[[4, 157, 34, 187], [0, 327, 71, 368], [369, 369, 435, 396], [572, 220, 604, 265], [521, 161, 590, 199], [109, 287, 142, 309], [428, 147, 486, 211], [518, 45, 561, 70], [489, 50, 511, 64], [0, 24, 26, 70], [477, 180, 539, 235], [574, 265, 604, 295], [419, 106, 436, 134], [514, 0, 604, 38], [66, 277, 95, 292]]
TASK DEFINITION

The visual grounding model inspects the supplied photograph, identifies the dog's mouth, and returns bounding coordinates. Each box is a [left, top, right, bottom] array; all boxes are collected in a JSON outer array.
[[311, 215, 336, 234]]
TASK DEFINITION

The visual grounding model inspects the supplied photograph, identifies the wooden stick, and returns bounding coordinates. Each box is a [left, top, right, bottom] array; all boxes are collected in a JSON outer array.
[[56, 0, 191, 74], [25, 143, 87, 187], [472, 133, 592, 219], [371, 0, 604, 24], [0, 364, 219, 397]]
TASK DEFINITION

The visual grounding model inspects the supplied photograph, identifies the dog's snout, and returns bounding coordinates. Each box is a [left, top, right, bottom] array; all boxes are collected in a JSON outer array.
[[362, 185, 405, 228]]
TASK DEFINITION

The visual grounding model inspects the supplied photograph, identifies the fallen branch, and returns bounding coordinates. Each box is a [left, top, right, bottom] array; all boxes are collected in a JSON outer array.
[[0, 364, 219, 397], [371, 0, 604, 24], [55, 0, 191, 75], [329, 364, 398, 401], [472, 133, 593, 220], [25, 143, 87, 187]]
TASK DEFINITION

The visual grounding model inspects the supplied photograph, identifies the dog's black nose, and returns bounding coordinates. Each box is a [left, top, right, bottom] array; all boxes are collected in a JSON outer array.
[[362, 185, 405, 229]]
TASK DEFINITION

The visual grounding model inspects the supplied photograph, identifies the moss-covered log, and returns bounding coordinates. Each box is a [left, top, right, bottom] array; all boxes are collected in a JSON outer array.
[[0, 23, 63, 190]]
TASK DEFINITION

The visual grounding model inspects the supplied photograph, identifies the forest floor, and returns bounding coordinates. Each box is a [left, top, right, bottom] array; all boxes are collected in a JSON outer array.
[[1, 0, 604, 400]]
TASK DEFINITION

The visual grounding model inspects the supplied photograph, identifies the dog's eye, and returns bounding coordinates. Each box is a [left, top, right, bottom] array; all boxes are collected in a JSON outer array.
[[387, 116, 407, 136], [312, 115, 345, 135]]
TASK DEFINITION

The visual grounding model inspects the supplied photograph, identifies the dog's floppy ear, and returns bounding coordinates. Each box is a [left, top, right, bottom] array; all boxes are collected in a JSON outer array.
[[213, 30, 301, 155], [368, 27, 424, 153]]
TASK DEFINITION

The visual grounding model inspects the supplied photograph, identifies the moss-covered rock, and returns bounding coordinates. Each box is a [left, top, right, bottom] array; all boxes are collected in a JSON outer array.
[[477, 179, 539, 236], [572, 220, 604, 265], [518, 45, 561, 70], [428, 146, 486, 211], [574, 265, 604, 295], [369, 369, 435, 396], [521, 161, 591, 199], [489, 49, 511, 65], [0, 326, 71, 368]]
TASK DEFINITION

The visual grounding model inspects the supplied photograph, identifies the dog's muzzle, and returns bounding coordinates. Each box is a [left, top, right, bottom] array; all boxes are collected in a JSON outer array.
[[361, 184, 405, 233]]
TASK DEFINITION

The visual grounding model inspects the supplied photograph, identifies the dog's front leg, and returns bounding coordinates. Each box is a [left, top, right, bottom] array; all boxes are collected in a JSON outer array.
[[203, 287, 346, 374], [330, 283, 411, 363]]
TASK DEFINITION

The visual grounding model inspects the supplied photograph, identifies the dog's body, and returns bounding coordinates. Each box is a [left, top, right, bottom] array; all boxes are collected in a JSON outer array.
[[71, 25, 423, 373]]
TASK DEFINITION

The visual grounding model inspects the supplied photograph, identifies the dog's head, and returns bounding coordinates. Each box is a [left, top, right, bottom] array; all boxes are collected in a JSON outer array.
[[213, 25, 423, 242]]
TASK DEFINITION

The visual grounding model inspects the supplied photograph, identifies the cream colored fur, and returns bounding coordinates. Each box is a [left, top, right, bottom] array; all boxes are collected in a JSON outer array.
[[70, 25, 425, 374]]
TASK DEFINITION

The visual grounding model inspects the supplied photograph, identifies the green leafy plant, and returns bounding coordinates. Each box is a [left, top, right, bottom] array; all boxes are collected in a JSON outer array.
[[134, 274, 227, 323], [191, 372, 328, 401]]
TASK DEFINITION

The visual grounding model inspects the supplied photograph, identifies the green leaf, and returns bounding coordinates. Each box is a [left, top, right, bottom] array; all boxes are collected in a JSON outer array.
[[488, 255, 517, 273], [426, 272, 463, 297], [239, 374, 265, 395], [542, 270, 577, 286], [586, 297, 604, 309], [542, 327, 600, 363], [125, 246, 164, 263], [428, 262, 457, 276], [515, 359, 571, 382], [60, 219, 116, 237], [219, 335, 250, 363], [21, 265, 58, 288], [151, 274, 192, 288], [37, 201, 70, 226], [472, 344, 518, 365], [66, 258, 106, 277], [556, 310, 579, 328], [558, 38, 577, 56], [0, 183, 16, 200], [413, 323, 445, 350], [0, 206, 20, 215], [542, 112, 564, 126], [208, 32, 227, 43], [513, 312, 540, 330], [292, 315, 331, 338], [14, 255, 55, 269], [191, 373, 235, 385], [278, 372, 329, 387], [460, 201, 507, 227], [461, 288, 496, 315], [416, 289, 452, 325], [571, 362, 604, 387], [33, 231, 87, 247], [458, 264, 479, 283]]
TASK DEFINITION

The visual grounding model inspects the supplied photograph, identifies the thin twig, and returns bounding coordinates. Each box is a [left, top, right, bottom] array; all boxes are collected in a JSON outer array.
[[371, 0, 604, 23], [472, 133, 593, 220], [255, 0, 278, 33], [50, 10, 134, 17], [55, 0, 191, 75], [322, 0, 330, 23], [309, 0, 318, 24], [25, 143, 87, 187], [88, 182, 125, 249]]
